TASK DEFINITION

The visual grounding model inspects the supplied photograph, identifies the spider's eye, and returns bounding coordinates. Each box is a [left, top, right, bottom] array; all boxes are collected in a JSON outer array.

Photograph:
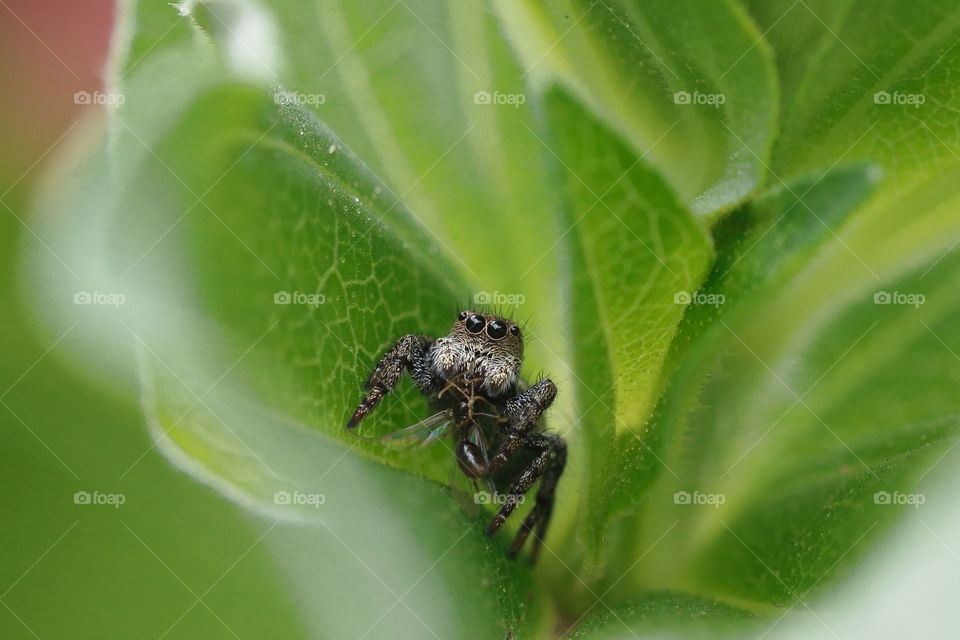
[[458, 311, 468, 321], [509, 325, 520, 337], [465, 315, 485, 333], [487, 320, 508, 339]]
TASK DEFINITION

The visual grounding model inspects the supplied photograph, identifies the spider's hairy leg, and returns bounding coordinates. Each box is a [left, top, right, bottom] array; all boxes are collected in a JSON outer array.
[[508, 433, 566, 563], [485, 430, 565, 547], [345, 334, 436, 429], [486, 378, 557, 475], [484, 378, 566, 561]]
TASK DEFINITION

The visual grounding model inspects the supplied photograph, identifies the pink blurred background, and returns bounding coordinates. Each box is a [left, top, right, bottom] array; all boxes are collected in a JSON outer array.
[[0, 0, 114, 195]]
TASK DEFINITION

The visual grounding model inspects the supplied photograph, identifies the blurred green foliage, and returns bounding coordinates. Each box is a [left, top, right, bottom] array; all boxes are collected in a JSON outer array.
[[5, 1, 960, 638]]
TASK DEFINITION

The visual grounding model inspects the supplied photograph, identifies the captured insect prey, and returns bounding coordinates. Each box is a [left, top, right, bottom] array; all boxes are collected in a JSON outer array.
[[346, 310, 566, 563]]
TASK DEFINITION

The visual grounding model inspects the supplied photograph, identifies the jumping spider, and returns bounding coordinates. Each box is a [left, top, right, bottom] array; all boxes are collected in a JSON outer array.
[[346, 310, 566, 562]]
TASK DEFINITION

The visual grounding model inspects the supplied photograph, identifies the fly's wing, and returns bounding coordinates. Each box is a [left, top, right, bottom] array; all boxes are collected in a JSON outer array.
[[353, 410, 454, 448], [470, 422, 498, 496], [449, 422, 498, 518]]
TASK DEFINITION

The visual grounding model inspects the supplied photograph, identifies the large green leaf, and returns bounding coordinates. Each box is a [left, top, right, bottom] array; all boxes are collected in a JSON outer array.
[[192, 0, 567, 378], [740, 0, 960, 320], [762, 451, 960, 640], [602, 164, 885, 526], [141, 354, 533, 639], [574, 450, 960, 640], [597, 168, 960, 605], [539, 88, 714, 566], [178, 2, 600, 561], [26, 33, 540, 638], [747, 0, 960, 187]]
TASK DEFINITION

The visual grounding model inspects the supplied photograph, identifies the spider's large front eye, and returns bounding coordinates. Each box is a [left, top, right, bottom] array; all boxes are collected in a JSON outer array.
[[486, 320, 508, 339], [466, 314, 485, 333]]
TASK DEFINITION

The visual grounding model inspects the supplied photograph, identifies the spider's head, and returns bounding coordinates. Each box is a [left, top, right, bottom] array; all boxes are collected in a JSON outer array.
[[430, 310, 524, 397]]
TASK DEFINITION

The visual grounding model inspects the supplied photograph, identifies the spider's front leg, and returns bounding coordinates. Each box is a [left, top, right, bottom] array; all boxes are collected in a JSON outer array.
[[485, 378, 558, 474], [345, 334, 437, 429]]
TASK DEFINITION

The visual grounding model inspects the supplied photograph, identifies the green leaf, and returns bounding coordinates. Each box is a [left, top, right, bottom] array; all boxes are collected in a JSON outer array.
[[583, 165, 878, 554], [759, 453, 960, 639], [141, 354, 534, 639], [746, 0, 960, 186], [740, 0, 960, 306], [539, 88, 714, 565], [494, 0, 779, 215], [570, 593, 755, 639], [194, 0, 568, 378], [27, 50, 540, 640], [597, 166, 960, 605]]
